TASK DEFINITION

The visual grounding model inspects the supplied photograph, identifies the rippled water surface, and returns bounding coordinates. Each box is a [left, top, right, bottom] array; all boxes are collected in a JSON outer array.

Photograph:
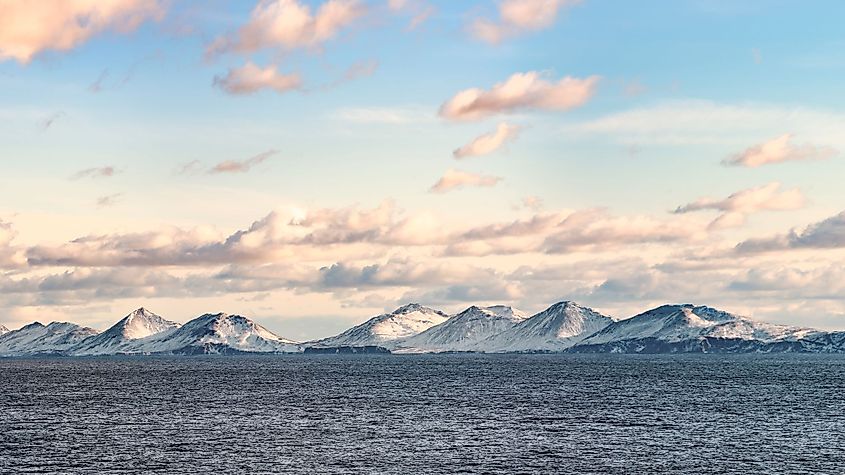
[[1, 354, 844, 474]]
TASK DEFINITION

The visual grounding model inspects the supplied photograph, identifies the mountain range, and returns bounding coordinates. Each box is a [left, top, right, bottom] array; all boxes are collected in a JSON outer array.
[[2, 301, 844, 356]]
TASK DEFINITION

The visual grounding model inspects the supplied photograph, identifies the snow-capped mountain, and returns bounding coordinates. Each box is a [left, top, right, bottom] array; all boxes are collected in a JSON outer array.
[[2, 301, 844, 356], [310, 303, 449, 349], [0, 322, 98, 356], [0, 324, 8, 336], [70, 308, 180, 356], [395, 305, 528, 353], [477, 301, 614, 352], [572, 304, 820, 353], [132, 313, 301, 355]]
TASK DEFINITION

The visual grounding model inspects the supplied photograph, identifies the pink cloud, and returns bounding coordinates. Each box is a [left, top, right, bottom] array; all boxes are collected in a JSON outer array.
[[723, 134, 837, 167], [0, 0, 164, 63], [213, 62, 302, 95], [470, 0, 581, 44], [674, 182, 805, 230], [429, 169, 502, 193], [207, 0, 365, 57], [453, 123, 521, 159], [439, 71, 599, 121], [209, 150, 278, 174]]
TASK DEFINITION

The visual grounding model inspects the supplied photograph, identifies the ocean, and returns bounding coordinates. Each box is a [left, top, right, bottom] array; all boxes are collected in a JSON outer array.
[[1, 354, 843, 474]]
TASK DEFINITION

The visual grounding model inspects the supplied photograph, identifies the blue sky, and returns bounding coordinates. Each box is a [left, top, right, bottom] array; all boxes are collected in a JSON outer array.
[[2, 0, 845, 338]]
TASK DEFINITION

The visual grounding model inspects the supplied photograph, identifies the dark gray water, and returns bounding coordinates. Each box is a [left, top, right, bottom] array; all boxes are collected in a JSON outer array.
[[1, 355, 843, 474]]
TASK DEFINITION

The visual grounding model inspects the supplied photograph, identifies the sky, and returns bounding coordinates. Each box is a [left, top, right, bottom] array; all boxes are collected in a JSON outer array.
[[2, 0, 845, 340]]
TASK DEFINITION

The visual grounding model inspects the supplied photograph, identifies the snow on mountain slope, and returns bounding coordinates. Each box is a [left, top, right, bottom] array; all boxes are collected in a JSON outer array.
[[0, 324, 8, 336], [395, 305, 528, 353], [577, 304, 814, 347], [310, 303, 449, 348], [70, 308, 180, 356], [477, 301, 614, 352], [132, 313, 301, 355], [0, 322, 99, 356]]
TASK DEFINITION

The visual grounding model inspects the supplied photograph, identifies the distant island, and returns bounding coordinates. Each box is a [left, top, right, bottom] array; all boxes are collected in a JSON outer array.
[[2, 301, 844, 357]]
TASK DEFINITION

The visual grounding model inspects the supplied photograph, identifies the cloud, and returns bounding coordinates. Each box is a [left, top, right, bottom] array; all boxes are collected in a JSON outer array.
[[207, 0, 365, 57], [96, 193, 123, 208], [572, 100, 845, 147], [540, 209, 702, 253], [439, 71, 599, 121], [388, 0, 434, 31], [0, 219, 26, 269], [722, 133, 837, 167], [0, 0, 164, 63], [70, 166, 119, 180], [209, 150, 277, 174], [673, 182, 805, 229], [213, 62, 302, 95], [24, 202, 448, 267], [39, 111, 66, 131], [313, 258, 488, 289], [88, 70, 110, 93], [517, 195, 543, 211], [453, 122, 521, 159], [340, 58, 378, 81], [443, 209, 706, 256], [318, 58, 379, 90], [736, 211, 845, 253], [176, 160, 202, 175], [429, 169, 502, 193], [469, 0, 581, 44], [178, 152, 277, 176]]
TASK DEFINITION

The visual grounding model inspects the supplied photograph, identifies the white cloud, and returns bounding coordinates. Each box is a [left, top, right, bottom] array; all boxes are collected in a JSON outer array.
[[0, 0, 164, 63], [453, 123, 521, 159], [470, 0, 581, 44], [440, 71, 599, 121], [722, 133, 837, 167], [674, 182, 805, 229], [213, 62, 302, 95], [429, 169, 502, 193]]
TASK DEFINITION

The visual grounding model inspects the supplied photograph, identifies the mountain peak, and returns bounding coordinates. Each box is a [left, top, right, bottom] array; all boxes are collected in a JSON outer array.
[[393, 303, 425, 314], [547, 300, 583, 311], [116, 308, 179, 340], [460, 305, 526, 321], [473, 301, 613, 352]]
